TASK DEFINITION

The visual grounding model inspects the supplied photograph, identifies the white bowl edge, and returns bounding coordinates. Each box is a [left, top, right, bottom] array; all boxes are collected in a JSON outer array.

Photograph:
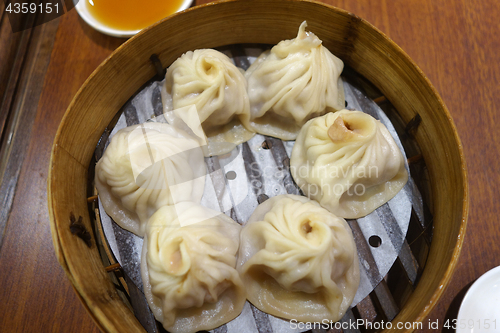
[[74, 0, 193, 38]]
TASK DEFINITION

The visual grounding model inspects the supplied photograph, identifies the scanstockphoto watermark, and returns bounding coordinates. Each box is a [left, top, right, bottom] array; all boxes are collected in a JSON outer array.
[[288, 161, 380, 183], [3, 0, 78, 33], [289, 319, 424, 331], [127, 107, 382, 225]]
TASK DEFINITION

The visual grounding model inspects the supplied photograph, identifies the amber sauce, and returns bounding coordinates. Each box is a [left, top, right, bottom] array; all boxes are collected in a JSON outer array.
[[85, 0, 185, 31]]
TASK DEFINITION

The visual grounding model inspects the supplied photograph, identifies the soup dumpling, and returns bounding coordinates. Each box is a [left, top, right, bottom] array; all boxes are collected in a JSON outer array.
[[237, 194, 359, 322], [163, 48, 255, 155], [245, 21, 345, 140], [141, 203, 246, 333], [290, 110, 408, 218], [95, 122, 205, 236]]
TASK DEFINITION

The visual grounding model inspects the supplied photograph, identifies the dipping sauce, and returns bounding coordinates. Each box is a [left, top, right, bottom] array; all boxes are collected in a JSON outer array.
[[84, 0, 186, 31]]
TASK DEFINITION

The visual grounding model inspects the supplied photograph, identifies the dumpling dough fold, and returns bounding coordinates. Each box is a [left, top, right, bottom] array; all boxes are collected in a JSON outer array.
[[245, 21, 345, 140], [237, 194, 359, 322], [290, 110, 408, 218], [141, 203, 246, 333], [95, 122, 205, 236]]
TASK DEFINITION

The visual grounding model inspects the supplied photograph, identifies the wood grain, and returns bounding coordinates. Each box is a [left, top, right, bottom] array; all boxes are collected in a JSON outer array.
[[0, 0, 499, 332], [0, 2, 31, 146], [0, 9, 122, 333], [0, 16, 58, 247]]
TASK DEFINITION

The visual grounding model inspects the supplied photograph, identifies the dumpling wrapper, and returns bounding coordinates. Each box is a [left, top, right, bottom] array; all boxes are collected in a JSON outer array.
[[237, 194, 359, 322], [290, 110, 408, 218], [245, 21, 345, 140], [141, 203, 246, 333], [95, 122, 206, 236], [163, 48, 255, 156]]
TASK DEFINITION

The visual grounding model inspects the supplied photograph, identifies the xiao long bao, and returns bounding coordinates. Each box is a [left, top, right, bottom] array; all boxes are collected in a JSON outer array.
[[237, 194, 360, 322], [94, 122, 205, 237], [163, 48, 255, 156], [290, 110, 408, 219], [141, 203, 246, 333], [245, 21, 345, 140]]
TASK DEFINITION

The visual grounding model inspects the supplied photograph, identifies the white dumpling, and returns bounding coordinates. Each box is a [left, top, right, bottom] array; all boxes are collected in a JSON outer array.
[[141, 203, 246, 333], [163, 48, 255, 155], [245, 21, 345, 140], [237, 194, 359, 322], [290, 110, 408, 218], [95, 122, 205, 236]]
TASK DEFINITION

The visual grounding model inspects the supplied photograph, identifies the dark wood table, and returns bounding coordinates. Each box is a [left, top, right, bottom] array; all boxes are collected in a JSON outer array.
[[1, 0, 498, 331]]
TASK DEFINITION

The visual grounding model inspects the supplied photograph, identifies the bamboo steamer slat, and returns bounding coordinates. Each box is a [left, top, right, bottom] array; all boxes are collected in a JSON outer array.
[[48, 0, 468, 332]]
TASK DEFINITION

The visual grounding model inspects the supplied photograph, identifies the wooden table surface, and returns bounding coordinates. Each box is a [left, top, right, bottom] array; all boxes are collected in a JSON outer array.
[[0, 0, 498, 332]]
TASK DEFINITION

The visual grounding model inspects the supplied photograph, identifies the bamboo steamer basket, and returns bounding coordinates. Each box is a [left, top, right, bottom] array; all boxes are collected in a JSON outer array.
[[48, 0, 468, 331]]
